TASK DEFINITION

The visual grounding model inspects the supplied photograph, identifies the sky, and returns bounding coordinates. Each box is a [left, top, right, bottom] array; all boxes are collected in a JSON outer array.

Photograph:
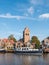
[[0, 0, 49, 41]]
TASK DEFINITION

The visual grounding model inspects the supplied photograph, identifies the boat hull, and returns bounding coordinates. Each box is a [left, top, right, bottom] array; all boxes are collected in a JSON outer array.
[[15, 50, 42, 55], [0, 50, 6, 53]]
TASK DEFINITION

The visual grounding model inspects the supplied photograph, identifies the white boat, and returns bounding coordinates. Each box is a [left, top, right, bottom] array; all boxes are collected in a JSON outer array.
[[15, 47, 42, 55], [0, 49, 5, 52]]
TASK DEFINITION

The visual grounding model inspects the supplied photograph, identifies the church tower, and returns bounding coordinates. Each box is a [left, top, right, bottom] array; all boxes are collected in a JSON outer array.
[[23, 27, 30, 45]]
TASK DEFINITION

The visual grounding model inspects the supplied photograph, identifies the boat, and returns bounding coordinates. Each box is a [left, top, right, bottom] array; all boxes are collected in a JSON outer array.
[[0, 49, 6, 53], [15, 47, 42, 55]]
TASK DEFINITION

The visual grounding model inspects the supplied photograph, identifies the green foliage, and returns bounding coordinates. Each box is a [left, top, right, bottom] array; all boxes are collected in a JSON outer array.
[[31, 36, 38, 43], [35, 40, 40, 49], [31, 36, 40, 49], [8, 34, 17, 42]]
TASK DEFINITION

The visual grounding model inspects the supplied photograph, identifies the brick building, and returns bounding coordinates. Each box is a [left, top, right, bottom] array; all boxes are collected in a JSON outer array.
[[23, 27, 30, 46]]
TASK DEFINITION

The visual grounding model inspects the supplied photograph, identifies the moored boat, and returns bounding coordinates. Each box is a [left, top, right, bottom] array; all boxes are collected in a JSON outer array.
[[15, 47, 42, 55], [0, 49, 6, 53]]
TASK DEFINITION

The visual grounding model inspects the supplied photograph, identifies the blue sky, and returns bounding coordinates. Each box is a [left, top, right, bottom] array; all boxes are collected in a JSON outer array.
[[0, 0, 49, 41]]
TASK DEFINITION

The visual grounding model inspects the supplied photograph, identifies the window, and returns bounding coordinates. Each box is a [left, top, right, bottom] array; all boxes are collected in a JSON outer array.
[[26, 33, 29, 35], [46, 42, 48, 45]]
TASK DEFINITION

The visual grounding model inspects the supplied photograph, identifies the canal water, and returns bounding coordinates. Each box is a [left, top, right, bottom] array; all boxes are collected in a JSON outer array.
[[0, 53, 49, 65]]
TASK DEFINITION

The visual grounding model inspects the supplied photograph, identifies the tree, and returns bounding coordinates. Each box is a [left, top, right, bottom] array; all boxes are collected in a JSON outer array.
[[8, 34, 17, 42], [35, 40, 40, 49], [31, 36, 40, 49]]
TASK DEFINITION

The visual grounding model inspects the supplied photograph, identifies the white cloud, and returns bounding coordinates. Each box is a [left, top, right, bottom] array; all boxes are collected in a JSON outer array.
[[23, 7, 34, 16], [0, 13, 37, 20], [39, 13, 49, 18], [6, 13, 11, 16], [0, 13, 21, 20], [28, 7, 34, 15]]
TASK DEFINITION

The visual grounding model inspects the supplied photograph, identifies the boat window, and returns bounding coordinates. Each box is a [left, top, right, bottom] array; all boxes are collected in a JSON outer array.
[[22, 48, 27, 50], [27, 48, 28, 50], [18, 48, 21, 50], [22, 48, 29, 50]]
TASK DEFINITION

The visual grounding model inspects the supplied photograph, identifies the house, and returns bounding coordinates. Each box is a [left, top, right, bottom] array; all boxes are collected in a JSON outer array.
[[15, 41, 23, 48], [31, 42, 36, 49], [42, 37, 49, 48], [41, 37, 49, 53], [0, 39, 3, 48], [2, 38, 14, 50]]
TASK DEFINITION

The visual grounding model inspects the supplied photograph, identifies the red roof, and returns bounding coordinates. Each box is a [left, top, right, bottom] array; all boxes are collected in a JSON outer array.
[[2, 38, 14, 45], [10, 40, 14, 44], [3, 38, 9, 43]]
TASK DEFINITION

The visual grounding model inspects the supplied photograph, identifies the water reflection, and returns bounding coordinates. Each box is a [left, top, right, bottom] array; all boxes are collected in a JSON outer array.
[[0, 53, 49, 65]]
